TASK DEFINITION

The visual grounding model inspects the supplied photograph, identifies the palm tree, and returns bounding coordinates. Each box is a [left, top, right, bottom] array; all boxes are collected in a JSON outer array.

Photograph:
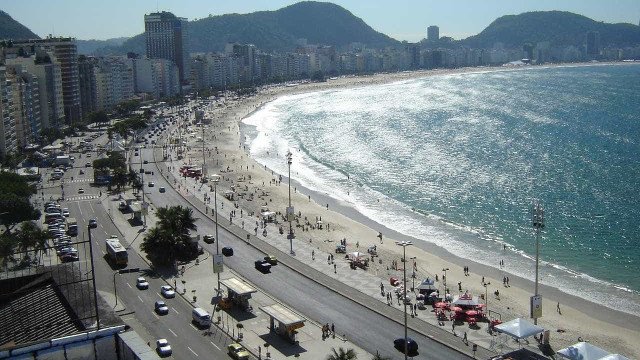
[[371, 351, 391, 360], [326, 347, 357, 360], [141, 206, 198, 266]]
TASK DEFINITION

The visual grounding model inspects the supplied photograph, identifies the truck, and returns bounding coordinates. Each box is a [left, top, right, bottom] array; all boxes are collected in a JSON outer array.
[[66, 217, 78, 236], [54, 155, 72, 166]]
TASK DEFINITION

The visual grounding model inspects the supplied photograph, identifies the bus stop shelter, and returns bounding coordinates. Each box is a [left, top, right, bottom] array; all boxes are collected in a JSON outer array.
[[220, 278, 257, 311], [260, 304, 305, 344]]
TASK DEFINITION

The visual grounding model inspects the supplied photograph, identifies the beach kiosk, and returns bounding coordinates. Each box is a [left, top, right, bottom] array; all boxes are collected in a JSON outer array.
[[260, 304, 305, 344], [219, 278, 257, 311]]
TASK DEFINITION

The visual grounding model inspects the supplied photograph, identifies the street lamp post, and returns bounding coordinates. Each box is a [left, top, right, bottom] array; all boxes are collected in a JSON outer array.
[[442, 267, 450, 293], [212, 174, 221, 296], [532, 200, 545, 325], [483, 282, 491, 316], [286, 151, 294, 255], [410, 257, 417, 291], [396, 241, 413, 360]]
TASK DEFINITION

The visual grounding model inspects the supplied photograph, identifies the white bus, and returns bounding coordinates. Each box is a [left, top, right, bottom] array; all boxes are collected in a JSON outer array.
[[106, 237, 128, 266]]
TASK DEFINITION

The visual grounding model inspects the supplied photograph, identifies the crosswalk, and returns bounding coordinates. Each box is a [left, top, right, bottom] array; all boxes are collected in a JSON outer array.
[[63, 178, 92, 183], [64, 195, 99, 202]]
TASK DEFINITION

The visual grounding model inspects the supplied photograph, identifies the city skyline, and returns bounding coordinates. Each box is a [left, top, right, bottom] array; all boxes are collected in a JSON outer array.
[[3, 0, 639, 43]]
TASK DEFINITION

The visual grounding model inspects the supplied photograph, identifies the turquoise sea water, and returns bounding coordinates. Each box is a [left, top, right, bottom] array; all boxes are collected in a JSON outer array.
[[243, 64, 640, 315]]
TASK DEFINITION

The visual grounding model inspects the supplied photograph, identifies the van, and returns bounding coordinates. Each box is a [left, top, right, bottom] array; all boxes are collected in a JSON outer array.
[[192, 307, 211, 327]]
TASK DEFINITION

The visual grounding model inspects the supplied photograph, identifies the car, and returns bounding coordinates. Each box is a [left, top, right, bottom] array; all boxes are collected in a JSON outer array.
[[145, 170, 152, 174], [159, 187, 165, 193], [78, 188, 85, 194], [136, 277, 149, 290], [57, 247, 78, 256], [88, 218, 97, 228], [143, 160, 148, 164], [161, 285, 175, 298], [264, 255, 278, 265], [156, 339, 172, 357], [254, 259, 272, 273], [227, 343, 250, 360], [154, 300, 169, 315], [86, 153, 91, 157], [62, 208, 70, 217], [393, 337, 419, 356], [85, 162, 92, 167], [203, 235, 215, 244], [79, 169, 85, 175], [118, 201, 128, 211], [148, 182, 155, 187], [222, 247, 234, 257], [60, 253, 79, 262]]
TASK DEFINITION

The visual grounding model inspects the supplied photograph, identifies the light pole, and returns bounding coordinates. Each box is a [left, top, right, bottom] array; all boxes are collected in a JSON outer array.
[[286, 151, 294, 255], [396, 241, 413, 360], [138, 148, 146, 228], [212, 174, 221, 296], [532, 200, 545, 325], [483, 282, 491, 316], [410, 256, 417, 291], [201, 122, 206, 182], [442, 267, 449, 293]]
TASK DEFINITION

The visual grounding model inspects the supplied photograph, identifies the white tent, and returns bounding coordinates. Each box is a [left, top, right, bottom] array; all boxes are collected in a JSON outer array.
[[557, 342, 610, 360], [452, 292, 480, 306], [599, 355, 630, 360], [494, 318, 544, 340]]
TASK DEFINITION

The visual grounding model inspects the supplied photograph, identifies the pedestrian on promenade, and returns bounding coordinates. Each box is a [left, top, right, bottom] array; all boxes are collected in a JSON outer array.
[[334, 263, 337, 273], [414, 303, 418, 317], [328, 255, 331, 264], [331, 323, 335, 337], [312, 250, 315, 260], [557, 302, 562, 314], [463, 331, 468, 344]]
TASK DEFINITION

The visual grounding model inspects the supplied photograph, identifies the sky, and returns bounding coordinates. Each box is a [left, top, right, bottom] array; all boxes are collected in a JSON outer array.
[[3, 0, 639, 42]]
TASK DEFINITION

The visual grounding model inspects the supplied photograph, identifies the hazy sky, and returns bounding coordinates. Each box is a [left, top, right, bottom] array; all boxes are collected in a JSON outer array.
[[3, 0, 639, 42]]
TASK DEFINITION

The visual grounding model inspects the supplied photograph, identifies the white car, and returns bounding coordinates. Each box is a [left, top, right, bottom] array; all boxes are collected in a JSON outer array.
[[62, 208, 70, 217], [136, 277, 149, 290], [156, 338, 172, 357], [160, 285, 175, 298]]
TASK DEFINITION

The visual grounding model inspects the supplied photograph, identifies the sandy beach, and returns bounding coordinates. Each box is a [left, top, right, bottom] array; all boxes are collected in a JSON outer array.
[[172, 64, 640, 358]]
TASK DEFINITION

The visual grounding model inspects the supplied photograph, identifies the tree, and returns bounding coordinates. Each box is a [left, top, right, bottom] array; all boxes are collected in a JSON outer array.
[[371, 352, 391, 360], [86, 111, 109, 126], [0, 173, 40, 234], [140, 206, 198, 266], [327, 348, 357, 360], [15, 221, 50, 261]]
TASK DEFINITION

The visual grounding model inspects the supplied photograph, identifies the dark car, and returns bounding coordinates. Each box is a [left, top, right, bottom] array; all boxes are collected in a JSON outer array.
[[393, 337, 418, 356], [254, 259, 271, 273], [143, 160, 148, 164], [155, 300, 169, 315], [222, 247, 233, 257], [88, 218, 97, 228], [203, 235, 215, 244]]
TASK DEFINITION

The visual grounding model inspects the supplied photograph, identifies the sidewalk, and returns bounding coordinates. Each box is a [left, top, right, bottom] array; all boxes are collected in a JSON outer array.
[[99, 184, 370, 359]]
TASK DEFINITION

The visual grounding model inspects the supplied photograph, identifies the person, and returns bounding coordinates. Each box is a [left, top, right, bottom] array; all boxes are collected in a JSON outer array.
[[334, 263, 337, 273], [331, 323, 335, 336], [557, 302, 562, 314], [463, 331, 468, 344], [312, 250, 315, 260], [414, 303, 418, 317]]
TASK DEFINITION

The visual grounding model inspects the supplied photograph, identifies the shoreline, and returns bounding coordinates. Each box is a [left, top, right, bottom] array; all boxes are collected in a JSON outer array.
[[198, 62, 639, 358]]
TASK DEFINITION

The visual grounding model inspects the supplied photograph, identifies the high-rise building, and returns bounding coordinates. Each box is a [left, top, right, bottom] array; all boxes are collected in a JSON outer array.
[[427, 26, 440, 41], [586, 31, 601, 59], [9, 38, 81, 126], [0, 66, 18, 157], [6, 66, 41, 148], [93, 57, 134, 111], [78, 55, 97, 116], [144, 12, 189, 83]]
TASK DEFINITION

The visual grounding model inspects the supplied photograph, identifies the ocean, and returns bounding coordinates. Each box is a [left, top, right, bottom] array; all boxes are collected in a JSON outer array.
[[242, 64, 640, 316]]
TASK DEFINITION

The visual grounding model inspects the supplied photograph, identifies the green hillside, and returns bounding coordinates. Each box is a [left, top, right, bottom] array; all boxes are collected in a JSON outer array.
[[462, 11, 640, 48], [0, 10, 39, 40]]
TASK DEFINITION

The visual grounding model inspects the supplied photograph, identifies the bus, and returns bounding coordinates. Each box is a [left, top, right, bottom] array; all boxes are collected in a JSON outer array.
[[106, 237, 128, 266]]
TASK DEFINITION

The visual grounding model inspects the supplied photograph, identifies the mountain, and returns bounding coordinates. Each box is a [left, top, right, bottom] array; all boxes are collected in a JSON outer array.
[[0, 10, 39, 40], [462, 11, 640, 49], [76, 37, 129, 55], [103, 1, 399, 55]]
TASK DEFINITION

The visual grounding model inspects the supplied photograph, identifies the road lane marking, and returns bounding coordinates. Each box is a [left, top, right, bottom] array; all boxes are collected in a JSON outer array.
[[168, 328, 177, 337], [187, 346, 198, 356], [152, 312, 159, 319], [126, 283, 132, 288], [137, 296, 143, 303], [100, 249, 105, 255], [172, 308, 179, 314], [210, 342, 220, 350]]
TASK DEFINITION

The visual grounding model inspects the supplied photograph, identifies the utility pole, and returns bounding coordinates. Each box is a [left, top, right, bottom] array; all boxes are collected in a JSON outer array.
[[532, 200, 545, 325], [286, 151, 294, 254], [396, 241, 413, 360]]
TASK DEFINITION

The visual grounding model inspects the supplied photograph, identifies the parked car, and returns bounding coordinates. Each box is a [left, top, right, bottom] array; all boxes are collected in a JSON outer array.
[[154, 300, 169, 315], [254, 259, 272, 273], [156, 339, 172, 357], [222, 247, 234, 257], [136, 277, 149, 290], [148, 182, 155, 187], [78, 188, 85, 194], [159, 186, 166, 193], [88, 218, 97, 228], [227, 343, 250, 360], [60, 253, 79, 262], [85, 162, 91, 167], [203, 235, 215, 244], [62, 208, 70, 217], [161, 285, 175, 298]]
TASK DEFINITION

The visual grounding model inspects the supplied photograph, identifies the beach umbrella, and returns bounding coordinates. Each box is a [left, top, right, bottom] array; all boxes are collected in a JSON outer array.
[[557, 342, 610, 360], [465, 310, 479, 317], [450, 306, 463, 312], [434, 302, 448, 309]]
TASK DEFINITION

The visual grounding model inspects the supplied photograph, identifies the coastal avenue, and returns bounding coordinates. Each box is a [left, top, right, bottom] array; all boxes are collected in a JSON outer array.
[[48, 105, 470, 359]]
